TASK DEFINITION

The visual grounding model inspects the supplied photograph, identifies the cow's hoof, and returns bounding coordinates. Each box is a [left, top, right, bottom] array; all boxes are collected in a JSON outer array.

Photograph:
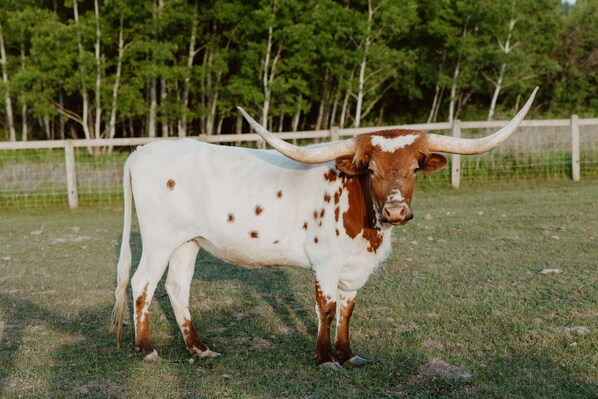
[[193, 348, 221, 358], [143, 350, 160, 361], [346, 355, 372, 367], [319, 361, 346, 373]]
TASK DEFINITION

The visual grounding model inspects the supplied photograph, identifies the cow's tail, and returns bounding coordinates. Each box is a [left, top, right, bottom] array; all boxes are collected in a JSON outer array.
[[110, 151, 136, 349]]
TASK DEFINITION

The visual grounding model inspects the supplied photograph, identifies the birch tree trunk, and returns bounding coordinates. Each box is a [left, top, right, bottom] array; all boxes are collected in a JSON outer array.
[[487, 14, 517, 121], [0, 20, 17, 142], [20, 43, 28, 141], [94, 0, 102, 139], [354, 0, 373, 128], [73, 0, 92, 141], [262, 25, 280, 129], [178, 17, 198, 137], [108, 16, 124, 141], [448, 60, 460, 123]]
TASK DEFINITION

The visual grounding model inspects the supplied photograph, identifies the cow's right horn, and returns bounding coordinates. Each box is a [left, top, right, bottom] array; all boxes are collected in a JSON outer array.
[[237, 107, 355, 164], [427, 87, 538, 155]]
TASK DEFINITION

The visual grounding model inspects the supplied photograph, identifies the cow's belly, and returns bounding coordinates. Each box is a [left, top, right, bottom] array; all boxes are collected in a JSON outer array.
[[196, 236, 311, 270]]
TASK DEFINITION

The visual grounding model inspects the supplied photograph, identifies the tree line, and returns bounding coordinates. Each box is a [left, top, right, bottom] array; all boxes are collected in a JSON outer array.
[[0, 0, 596, 142]]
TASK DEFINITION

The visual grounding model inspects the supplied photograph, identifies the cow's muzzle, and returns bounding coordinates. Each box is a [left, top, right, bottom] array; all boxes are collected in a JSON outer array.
[[381, 202, 413, 226]]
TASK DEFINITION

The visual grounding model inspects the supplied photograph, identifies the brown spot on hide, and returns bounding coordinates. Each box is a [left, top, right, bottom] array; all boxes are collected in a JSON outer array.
[[335, 297, 356, 363], [315, 281, 336, 364], [342, 174, 383, 253], [314, 236, 319, 244], [303, 222, 308, 230], [318, 221, 322, 227], [313, 211, 318, 220], [277, 190, 283, 198], [250, 231, 259, 238], [336, 229, 340, 236], [166, 179, 176, 190], [255, 205, 263, 215], [320, 209, 325, 218], [182, 318, 208, 352], [323, 169, 337, 182], [273, 240, 279, 244], [324, 192, 331, 203], [135, 285, 153, 356], [227, 213, 235, 223], [334, 207, 340, 222], [334, 192, 340, 205]]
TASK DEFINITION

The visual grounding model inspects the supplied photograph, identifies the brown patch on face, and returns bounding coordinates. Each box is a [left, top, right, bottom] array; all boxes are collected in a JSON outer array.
[[323, 169, 337, 182], [182, 318, 208, 352], [135, 284, 153, 355], [277, 190, 283, 199], [227, 213, 235, 223], [255, 205, 263, 216], [166, 179, 176, 190], [315, 281, 336, 364], [250, 231, 259, 238], [314, 236, 319, 244], [303, 222, 308, 230], [335, 296, 356, 363], [342, 174, 383, 253], [324, 192, 331, 203]]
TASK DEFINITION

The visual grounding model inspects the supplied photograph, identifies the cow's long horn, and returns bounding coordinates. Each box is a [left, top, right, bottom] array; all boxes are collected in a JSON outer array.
[[427, 87, 538, 155], [237, 107, 355, 163]]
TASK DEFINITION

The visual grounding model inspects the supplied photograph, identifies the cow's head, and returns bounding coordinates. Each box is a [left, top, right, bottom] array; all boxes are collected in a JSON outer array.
[[334, 131, 446, 225], [237, 87, 537, 226]]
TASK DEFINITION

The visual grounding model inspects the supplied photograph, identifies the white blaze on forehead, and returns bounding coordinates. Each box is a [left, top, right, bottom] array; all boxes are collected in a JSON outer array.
[[371, 134, 417, 153]]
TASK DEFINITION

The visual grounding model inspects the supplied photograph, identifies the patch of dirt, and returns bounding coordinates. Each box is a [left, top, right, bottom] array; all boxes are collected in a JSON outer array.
[[417, 358, 472, 381], [556, 326, 591, 337], [421, 339, 445, 351], [396, 323, 419, 333], [234, 335, 273, 351], [73, 380, 126, 398]]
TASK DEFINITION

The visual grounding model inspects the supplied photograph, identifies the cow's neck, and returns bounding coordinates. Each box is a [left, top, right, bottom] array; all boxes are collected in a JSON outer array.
[[340, 173, 385, 253]]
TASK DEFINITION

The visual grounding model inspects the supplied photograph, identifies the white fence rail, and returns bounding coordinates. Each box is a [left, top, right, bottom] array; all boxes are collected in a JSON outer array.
[[1, 115, 597, 208]]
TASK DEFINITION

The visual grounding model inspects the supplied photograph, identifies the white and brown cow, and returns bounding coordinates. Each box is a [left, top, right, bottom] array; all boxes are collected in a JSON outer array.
[[112, 88, 537, 371]]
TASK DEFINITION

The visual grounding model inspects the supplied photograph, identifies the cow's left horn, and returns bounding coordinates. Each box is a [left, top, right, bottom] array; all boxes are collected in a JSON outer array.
[[427, 87, 538, 155], [237, 107, 355, 164]]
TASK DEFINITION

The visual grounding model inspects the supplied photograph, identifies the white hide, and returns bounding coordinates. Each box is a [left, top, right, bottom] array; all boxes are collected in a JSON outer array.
[[124, 139, 393, 298]]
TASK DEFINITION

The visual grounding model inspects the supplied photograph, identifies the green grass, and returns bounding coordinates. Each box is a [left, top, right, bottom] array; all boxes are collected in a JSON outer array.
[[0, 181, 596, 398]]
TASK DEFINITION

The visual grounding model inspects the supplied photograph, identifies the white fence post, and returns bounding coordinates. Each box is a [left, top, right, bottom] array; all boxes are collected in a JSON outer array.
[[64, 139, 79, 209], [451, 119, 461, 189], [330, 126, 340, 141], [571, 114, 580, 182]]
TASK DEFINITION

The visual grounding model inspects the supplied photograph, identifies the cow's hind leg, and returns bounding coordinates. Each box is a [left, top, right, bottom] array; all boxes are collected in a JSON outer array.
[[166, 240, 220, 358], [335, 289, 371, 366], [131, 249, 171, 360]]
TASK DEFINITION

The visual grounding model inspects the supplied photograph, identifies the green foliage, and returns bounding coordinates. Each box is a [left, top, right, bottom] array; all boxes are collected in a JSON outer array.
[[0, 0, 595, 140]]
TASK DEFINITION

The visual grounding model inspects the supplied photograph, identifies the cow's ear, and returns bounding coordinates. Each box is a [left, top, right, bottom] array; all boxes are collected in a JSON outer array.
[[420, 153, 448, 173], [336, 155, 369, 176]]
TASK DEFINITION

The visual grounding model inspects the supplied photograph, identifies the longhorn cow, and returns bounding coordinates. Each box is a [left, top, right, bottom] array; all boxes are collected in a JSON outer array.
[[112, 88, 537, 371]]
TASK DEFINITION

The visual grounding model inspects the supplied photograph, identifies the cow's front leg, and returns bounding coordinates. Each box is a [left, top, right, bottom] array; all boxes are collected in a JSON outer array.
[[314, 273, 343, 371], [335, 289, 371, 366]]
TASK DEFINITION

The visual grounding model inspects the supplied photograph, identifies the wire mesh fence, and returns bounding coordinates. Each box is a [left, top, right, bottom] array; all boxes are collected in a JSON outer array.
[[1, 118, 597, 208]]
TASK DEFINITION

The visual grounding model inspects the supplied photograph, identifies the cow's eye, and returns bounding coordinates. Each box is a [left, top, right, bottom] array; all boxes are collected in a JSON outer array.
[[369, 169, 375, 176]]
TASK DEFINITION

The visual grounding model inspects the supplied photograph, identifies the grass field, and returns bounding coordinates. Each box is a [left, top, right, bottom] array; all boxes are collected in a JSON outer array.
[[0, 180, 596, 398]]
